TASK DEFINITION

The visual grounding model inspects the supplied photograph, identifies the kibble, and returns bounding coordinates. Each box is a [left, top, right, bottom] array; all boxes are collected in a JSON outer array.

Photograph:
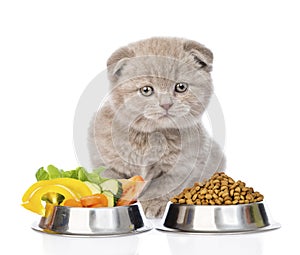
[[170, 172, 264, 205]]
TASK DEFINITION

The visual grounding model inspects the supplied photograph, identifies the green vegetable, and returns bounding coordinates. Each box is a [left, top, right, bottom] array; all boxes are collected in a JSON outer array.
[[35, 167, 49, 181], [84, 181, 102, 194], [35, 165, 107, 187], [47, 165, 62, 179], [77, 167, 88, 181], [102, 190, 115, 207], [100, 179, 122, 204]]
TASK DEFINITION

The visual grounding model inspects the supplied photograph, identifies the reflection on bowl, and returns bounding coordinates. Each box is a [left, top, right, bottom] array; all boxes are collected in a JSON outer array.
[[160, 201, 280, 233], [33, 202, 152, 236]]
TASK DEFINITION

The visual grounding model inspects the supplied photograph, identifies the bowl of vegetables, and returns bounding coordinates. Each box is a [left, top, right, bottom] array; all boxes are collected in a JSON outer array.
[[22, 165, 152, 236]]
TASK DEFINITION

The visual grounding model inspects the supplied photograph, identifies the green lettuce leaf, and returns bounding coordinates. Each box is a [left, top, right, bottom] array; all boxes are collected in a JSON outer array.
[[35, 167, 49, 181], [47, 165, 62, 179], [34, 165, 107, 185]]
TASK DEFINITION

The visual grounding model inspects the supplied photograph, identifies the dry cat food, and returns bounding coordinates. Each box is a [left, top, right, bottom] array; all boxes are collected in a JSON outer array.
[[170, 172, 264, 205]]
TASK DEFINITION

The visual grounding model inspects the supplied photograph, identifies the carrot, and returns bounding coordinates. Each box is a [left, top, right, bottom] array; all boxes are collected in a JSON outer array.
[[80, 193, 108, 207], [90, 203, 107, 208], [64, 199, 83, 207], [129, 175, 144, 182], [117, 176, 145, 206]]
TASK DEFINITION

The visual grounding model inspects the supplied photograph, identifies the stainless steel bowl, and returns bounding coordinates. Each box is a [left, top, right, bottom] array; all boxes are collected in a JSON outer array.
[[158, 201, 280, 234], [32, 202, 152, 236]]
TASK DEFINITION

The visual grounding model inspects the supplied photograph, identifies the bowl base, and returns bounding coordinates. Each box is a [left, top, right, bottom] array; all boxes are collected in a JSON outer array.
[[155, 222, 281, 235], [31, 221, 152, 237]]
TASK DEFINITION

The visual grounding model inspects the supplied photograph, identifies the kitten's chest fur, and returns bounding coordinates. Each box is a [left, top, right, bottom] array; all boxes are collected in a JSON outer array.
[[128, 128, 182, 167]]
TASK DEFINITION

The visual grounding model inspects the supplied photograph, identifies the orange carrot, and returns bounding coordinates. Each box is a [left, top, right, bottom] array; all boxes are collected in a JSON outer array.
[[80, 193, 108, 207], [90, 203, 107, 208], [129, 175, 144, 182], [64, 199, 83, 207], [117, 176, 145, 206]]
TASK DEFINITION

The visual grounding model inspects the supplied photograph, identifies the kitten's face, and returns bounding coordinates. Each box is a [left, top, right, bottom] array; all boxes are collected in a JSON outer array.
[[107, 38, 213, 132]]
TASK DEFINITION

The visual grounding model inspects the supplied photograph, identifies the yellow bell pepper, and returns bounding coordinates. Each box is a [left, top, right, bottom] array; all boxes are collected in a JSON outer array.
[[21, 178, 92, 216]]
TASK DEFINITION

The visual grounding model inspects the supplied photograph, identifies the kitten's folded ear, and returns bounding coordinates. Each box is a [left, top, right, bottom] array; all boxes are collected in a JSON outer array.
[[107, 46, 135, 80], [183, 40, 213, 72]]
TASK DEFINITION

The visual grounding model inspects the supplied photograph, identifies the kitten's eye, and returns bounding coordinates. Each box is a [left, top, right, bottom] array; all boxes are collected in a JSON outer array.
[[140, 86, 154, 96], [175, 82, 188, 93]]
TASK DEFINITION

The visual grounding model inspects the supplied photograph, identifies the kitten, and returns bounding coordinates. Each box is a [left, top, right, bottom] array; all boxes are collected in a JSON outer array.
[[88, 37, 225, 218]]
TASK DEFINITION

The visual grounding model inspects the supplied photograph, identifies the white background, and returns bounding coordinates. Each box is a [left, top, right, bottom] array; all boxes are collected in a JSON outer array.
[[1, 0, 299, 254]]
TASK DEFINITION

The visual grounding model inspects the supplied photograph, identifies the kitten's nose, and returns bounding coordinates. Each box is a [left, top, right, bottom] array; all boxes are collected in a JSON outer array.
[[160, 103, 173, 111]]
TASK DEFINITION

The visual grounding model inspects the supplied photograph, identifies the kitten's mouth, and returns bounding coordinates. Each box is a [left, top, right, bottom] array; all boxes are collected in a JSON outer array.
[[159, 112, 174, 119]]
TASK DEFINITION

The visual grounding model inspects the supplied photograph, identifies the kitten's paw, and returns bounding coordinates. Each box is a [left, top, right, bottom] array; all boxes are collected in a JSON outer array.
[[140, 198, 168, 219]]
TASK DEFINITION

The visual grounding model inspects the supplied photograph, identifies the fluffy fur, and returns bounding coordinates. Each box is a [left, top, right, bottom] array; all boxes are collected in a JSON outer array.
[[89, 37, 225, 218]]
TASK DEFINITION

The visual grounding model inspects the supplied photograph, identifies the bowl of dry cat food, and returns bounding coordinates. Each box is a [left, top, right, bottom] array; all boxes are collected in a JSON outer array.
[[157, 172, 280, 234], [21, 165, 152, 236]]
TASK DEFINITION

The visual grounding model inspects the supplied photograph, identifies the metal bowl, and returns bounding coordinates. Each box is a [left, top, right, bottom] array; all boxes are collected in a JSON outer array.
[[32, 202, 152, 236], [158, 201, 280, 234]]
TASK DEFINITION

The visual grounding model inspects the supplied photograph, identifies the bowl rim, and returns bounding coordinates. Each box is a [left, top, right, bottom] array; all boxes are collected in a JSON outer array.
[[54, 201, 140, 210], [166, 201, 265, 207]]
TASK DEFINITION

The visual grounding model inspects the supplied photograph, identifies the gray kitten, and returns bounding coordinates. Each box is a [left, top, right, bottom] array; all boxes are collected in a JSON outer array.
[[88, 37, 225, 218]]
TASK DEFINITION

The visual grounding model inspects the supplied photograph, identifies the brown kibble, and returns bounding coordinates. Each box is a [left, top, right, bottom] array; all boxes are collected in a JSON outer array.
[[234, 196, 240, 201], [215, 198, 222, 205], [194, 182, 201, 187], [235, 187, 241, 193], [192, 194, 198, 201], [228, 178, 234, 184], [178, 199, 185, 204], [202, 200, 209, 205], [170, 198, 178, 203], [256, 196, 264, 202], [184, 192, 192, 199], [224, 196, 232, 201], [209, 200, 215, 205], [246, 194, 253, 200], [221, 192, 229, 198], [221, 180, 228, 186], [186, 199, 193, 205], [221, 185, 227, 191], [170, 172, 264, 206], [200, 188, 208, 195], [231, 182, 238, 189], [205, 194, 213, 200], [213, 185, 220, 190]]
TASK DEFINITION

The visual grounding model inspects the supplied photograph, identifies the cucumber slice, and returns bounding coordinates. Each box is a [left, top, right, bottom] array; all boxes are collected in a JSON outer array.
[[102, 191, 114, 207], [100, 179, 122, 197], [84, 181, 101, 194]]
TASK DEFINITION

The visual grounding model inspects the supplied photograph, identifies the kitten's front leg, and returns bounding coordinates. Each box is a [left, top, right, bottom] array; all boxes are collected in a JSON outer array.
[[140, 196, 169, 219]]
